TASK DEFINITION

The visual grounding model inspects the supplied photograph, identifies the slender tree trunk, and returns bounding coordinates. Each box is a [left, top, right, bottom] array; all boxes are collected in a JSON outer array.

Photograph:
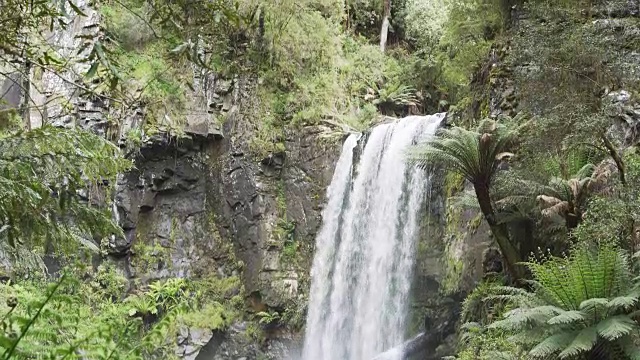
[[630, 218, 640, 254], [566, 213, 580, 229], [20, 60, 31, 130], [379, 0, 391, 52], [474, 183, 524, 280]]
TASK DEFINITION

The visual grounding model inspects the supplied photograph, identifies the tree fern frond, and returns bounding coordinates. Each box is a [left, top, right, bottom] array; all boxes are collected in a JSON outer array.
[[558, 327, 598, 359], [528, 332, 576, 358], [607, 295, 639, 312], [596, 315, 636, 341], [619, 335, 640, 360], [490, 305, 563, 331], [579, 298, 610, 312], [547, 310, 587, 325]]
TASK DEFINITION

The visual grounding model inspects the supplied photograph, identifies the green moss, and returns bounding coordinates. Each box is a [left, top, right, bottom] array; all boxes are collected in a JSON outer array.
[[441, 243, 464, 295], [243, 322, 265, 342], [131, 241, 172, 274], [100, 0, 188, 131], [468, 212, 484, 233], [440, 170, 469, 294], [444, 171, 465, 198], [281, 241, 299, 263], [195, 275, 242, 299], [91, 263, 128, 300], [180, 301, 237, 330]]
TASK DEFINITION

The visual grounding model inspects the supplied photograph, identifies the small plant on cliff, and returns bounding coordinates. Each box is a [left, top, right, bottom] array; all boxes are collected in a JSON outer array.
[[487, 243, 640, 360], [256, 311, 281, 325], [409, 119, 525, 279]]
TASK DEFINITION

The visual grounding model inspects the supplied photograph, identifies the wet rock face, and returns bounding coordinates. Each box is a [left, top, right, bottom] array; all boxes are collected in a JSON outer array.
[[110, 135, 222, 282], [212, 105, 344, 309], [478, 0, 640, 122], [107, 78, 344, 357]]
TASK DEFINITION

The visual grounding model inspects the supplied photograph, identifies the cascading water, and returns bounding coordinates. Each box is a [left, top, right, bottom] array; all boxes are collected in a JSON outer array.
[[302, 114, 444, 360]]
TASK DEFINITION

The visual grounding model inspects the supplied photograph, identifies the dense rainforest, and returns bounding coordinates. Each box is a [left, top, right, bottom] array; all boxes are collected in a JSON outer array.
[[1, 0, 640, 359]]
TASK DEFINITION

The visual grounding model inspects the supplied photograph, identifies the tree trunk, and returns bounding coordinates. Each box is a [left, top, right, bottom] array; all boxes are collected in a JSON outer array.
[[510, 218, 534, 261], [474, 183, 524, 279], [20, 60, 31, 130], [379, 0, 391, 52]]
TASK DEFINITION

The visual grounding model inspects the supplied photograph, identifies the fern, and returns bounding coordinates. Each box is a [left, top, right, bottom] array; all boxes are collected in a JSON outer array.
[[488, 243, 640, 359], [0, 272, 201, 359]]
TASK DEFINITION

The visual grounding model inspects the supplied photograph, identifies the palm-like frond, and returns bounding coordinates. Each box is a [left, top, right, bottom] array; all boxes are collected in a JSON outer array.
[[535, 163, 599, 227], [408, 119, 518, 186], [450, 170, 546, 226]]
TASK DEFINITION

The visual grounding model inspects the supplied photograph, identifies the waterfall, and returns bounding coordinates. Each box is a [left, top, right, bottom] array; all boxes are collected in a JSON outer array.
[[302, 114, 444, 360]]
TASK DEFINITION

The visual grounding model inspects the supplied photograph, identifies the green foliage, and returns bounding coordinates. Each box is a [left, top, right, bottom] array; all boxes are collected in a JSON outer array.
[[454, 322, 526, 360], [0, 126, 130, 269], [130, 241, 173, 274], [461, 280, 519, 325], [573, 152, 640, 251], [280, 299, 307, 330], [256, 311, 280, 325], [402, 0, 450, 50], [99, 2, 157, 51], [437, 0, 504, 94], [486, 244, 640, 359], [90, 263, 128, 300], [180, 301, 234, 330], [0, 274, 186, 359], [535, 163, 600, 229], [0, 270, 245, 359], [409, 119, 518, 187], [0, 0, 121, 100], [99, 0, 190, 130], [410, 119, 525, 277]]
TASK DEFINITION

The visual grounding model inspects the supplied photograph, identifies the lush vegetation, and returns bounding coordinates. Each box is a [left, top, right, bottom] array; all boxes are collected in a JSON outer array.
[[408, 1, 640, 358]]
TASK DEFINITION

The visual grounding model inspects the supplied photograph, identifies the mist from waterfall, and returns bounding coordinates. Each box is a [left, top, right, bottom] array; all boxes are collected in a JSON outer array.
[[302, 114, 444, 360]]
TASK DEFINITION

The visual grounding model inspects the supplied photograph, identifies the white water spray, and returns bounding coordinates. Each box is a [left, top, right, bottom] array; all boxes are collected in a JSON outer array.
[[302, 114, 444, 360]]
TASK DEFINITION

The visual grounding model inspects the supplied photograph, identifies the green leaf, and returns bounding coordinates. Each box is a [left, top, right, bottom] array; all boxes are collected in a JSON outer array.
[[0, 335, 15, 349], [579, 298, 609, 312], [607, 295, 638, 311], [85, 62, 99, 79], [547, 310, 586, 325]]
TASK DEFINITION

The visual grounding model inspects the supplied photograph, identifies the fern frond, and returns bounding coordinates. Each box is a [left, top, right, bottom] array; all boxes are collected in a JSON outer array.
[[596, 315, 636, 341], [528, 332, 576, 358], [557, 327, 598, 359], [547, 310, 587, 325], [490, 305, 562, 331], [607, 295, 639, 311]]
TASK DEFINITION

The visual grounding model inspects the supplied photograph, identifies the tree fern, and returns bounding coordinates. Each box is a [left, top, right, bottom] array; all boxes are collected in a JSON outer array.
[[488, 243, 640, 359], [408, 119, 524, 278]]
